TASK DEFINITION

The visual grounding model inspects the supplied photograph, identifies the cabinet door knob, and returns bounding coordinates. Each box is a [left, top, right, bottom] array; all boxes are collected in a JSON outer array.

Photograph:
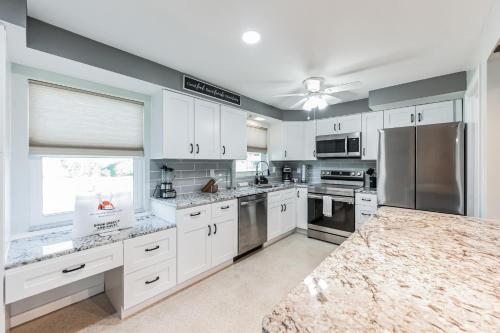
[[418, 112, 422, 122], [196, 144, 200, 154], [284, 203, 287, 212], [280, 204, 283, 212], [411, 114, 415, 123], [213, 223, 217, 235], [334, 123, 337, 131], [145, 245, 160, 252], [145, 276, 160, 285], [190, 212, 201, 217], [62, 264, 85, 274], [222, 145, 226, 155], [208, 225, 212, 236], [338, 123, 341, 131], [297, 191, 300, 198], [313, 150, 316, 157], [190, 143, 194, 153], [363, 147, 366, 156]]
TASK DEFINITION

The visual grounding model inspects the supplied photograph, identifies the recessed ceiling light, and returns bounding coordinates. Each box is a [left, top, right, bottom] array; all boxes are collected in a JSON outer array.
[[242, 31, 261, 44], [254, 117, 265, 121]]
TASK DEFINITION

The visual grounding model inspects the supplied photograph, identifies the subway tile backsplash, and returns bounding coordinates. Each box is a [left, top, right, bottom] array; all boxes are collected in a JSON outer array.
[[150, 159, 233, 196], [150, 158, 377, 196]]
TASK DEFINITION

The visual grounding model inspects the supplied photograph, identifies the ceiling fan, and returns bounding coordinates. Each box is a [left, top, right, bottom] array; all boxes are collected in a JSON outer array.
[[275, 77, 362, 111]]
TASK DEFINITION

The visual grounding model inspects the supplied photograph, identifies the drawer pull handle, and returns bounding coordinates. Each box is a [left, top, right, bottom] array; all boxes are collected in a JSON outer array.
[[62, 264, 86, 274], [361, 198, 372, 202], [190, 212, 201, 217], [145, 276, 160, 285], [220, 205, 230, 210], [361, 213, 371, 216], [145, 245, 160, 252]]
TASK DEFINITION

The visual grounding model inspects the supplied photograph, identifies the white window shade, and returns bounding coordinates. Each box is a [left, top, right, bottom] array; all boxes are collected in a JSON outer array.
[[247, 125, 267, 152], [29, 80, 144, 156]]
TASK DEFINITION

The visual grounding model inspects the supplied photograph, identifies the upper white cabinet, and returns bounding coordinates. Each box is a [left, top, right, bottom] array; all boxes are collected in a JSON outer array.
[[283, 122, 305, 160], [361, 111, 384, 160], [220, 106, 247, 160], [152, 90, 247, 160], [153, 90, 195, 159], [415, 100, 456, 126], [383, 106, 416, 129], [303, 120, 317, 160], [337, 114, 362, 134], [384, 100, 462, 129], [269, 120, 317, 161], [194, 99, 220, 159], [315, 114, 361, 136]]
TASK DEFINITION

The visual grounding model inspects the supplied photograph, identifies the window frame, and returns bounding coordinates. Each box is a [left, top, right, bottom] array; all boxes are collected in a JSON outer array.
[[29, 155, 145, 228], [235, 151, 269, 177]]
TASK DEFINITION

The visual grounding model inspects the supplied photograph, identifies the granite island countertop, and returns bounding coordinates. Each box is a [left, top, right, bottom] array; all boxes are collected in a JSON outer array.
[[5, 214, 175, 270], [152, 183, 299, 210], [262, 206, 500, 332]]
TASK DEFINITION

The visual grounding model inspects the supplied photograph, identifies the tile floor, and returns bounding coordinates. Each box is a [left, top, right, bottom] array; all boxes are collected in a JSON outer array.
[[12, 233, 336, 333]]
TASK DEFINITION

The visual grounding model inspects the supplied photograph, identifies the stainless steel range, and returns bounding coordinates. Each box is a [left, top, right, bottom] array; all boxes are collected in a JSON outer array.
[[307, 170, 364, 244]]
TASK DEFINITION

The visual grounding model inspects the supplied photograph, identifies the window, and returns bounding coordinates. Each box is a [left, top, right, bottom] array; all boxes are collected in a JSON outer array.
[[27, 80, 145, 228], [41, 157, 134, 215], [236, 152, 268, 173]]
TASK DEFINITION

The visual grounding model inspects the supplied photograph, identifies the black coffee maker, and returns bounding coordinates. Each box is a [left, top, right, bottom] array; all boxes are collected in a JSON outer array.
[[282, 166, 293, 183], [366, 168, 376, 188]]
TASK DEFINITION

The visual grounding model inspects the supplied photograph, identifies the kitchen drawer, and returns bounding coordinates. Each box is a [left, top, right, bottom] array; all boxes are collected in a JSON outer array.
[[176, 204, 211, 231], [281, 189, 296, 201], [355, 193, 377, 208], [5, 242, 123, 304], [211, 199, 237, 219], [124, 258, 176, 309], [124, 228, 176, 274], [267, 191, 282, 204], [355, 205, 378, 230]]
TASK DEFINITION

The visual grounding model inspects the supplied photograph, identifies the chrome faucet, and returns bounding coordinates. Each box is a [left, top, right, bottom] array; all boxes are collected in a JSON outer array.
[[255, 161, 270, 184]]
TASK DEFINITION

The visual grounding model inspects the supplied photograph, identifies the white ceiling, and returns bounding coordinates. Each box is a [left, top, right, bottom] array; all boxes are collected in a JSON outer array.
[[27, 0, 496, 110]]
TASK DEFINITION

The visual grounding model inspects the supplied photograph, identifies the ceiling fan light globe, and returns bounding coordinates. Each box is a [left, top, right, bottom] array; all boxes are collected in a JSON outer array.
[[317, 96, 328, 110]]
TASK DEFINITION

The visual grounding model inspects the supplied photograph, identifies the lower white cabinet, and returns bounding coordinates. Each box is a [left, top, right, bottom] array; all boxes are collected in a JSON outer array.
[[123, 258, 176, 309], [177, 200, 237, 283], [296, 187, 308, 229], [267, 189, 296, 241], [355, 192, 378, 229]]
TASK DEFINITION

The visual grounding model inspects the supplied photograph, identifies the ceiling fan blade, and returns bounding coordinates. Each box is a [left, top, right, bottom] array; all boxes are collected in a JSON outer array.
[[289, 98, 308, 109], [273, 93, 307, 98], [323, 81, 362, 94], [322, 94, 343, 105]]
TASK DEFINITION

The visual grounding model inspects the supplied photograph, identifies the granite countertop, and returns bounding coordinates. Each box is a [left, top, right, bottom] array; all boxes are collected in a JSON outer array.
[[263, 206, 500, 332], [355, 187, 377, 195], [5, 214, 175, 270], [153, 183, 298, 210]]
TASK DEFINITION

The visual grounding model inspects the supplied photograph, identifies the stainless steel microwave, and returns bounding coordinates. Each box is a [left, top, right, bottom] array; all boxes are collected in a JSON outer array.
[[315, 132, 361, 158]]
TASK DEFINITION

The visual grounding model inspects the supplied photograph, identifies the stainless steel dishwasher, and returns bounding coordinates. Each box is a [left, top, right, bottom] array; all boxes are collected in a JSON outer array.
[[238, 193, 267, 255]]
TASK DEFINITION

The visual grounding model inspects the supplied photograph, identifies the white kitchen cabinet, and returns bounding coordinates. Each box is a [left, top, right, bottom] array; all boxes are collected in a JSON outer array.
[[176, 200, 237, 283], [316, 118, 333, 136], [415, 100, 456, 126], [153, 90, 195, 159], [283, 122, 305, 160], [194, 99, 220, 159], [176, 205, 213, 283], [337, 114, 362, 134], [355, 192, 377, 230], [296, 188, 308, 230], [268, 122, 285, 161], [315, 114, 361, 136], [361, 111, 384, 160], [211, 200, 238, 267], [267, 189, 296, 241], [220, 105, 247, 160], [304, 120, 317, 160], [383, 106, 416, 129]]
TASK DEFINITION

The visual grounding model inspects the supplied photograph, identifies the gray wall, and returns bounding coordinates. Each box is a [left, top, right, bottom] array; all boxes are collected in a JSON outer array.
[[0, 0, 26, 27], [282, 99, 370, 121], [26, 18, 283, 119], [369, 72, 466, 111]]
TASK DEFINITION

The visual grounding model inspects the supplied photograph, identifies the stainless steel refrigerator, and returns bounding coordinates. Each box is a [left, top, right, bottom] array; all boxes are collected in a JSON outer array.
[[377, 122, 465, 215]]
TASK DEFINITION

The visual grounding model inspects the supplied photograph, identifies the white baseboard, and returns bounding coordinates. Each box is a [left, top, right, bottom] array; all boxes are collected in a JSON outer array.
[[9, 284, 104, 327]]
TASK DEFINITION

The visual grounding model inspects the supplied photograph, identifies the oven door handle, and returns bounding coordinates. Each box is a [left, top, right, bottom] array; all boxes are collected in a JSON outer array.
[[307, 194, 354, 204]]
